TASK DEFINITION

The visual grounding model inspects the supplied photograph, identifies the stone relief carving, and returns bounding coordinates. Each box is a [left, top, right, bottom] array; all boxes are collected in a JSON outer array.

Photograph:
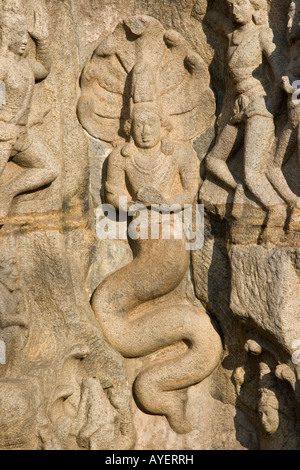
[[0, 0, 135, 451], [0, 239, 26, 331], [0, 238, 33, 449], [192, 0, 300, 450], [0, 234, 135, 450], [0, 0, 58, 220], [79, 15, 223, 434], [3, 0, 300, 451], [200, 0, 286, 240], [268, 0, 300, 231]]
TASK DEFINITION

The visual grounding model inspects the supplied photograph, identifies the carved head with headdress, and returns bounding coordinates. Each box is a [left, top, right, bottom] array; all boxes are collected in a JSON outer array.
[[78, 15, 215, 147], [258, 386, 280, 435], [226, 0, 268, 26], [258, 363, 280, 436], [0, 0, 28, 55], [287, 0, 300, 44], [121, 58, 174, 156]]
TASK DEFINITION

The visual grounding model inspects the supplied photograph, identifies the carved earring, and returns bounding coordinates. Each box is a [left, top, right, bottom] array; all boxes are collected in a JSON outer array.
[[123, 119, 132, 138], [161, 139, 174, 156]]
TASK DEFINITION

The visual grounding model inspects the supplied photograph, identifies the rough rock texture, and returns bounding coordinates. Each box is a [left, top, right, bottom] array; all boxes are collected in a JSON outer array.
[[1, 0, 300, 451]]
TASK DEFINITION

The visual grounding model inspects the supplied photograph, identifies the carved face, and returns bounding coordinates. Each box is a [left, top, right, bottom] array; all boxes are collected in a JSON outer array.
[[4, 23, 28, 56], [0, 250, 20, 292], [227, 0, 254, 25], [287, 1, 300, 42], [258, 389, 280, 436], [259, 403, 279, 435], [131, 106, 161, 149]]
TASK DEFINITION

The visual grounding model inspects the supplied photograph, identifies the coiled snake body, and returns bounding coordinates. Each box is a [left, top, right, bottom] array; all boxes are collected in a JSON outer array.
[[92, 234, 223, 434]]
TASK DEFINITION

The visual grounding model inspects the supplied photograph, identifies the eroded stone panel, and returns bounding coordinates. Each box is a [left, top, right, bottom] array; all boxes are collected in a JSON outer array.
[[2, 0, 300, 451]]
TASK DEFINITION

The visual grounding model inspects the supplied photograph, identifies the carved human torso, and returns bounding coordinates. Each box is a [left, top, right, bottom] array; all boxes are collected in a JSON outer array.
[[227, 24, 266, 97], [123, 145, 179, 199], [104, 141, 200, 207], [0, 283, 21, 329], [0, 55, 35, 125]]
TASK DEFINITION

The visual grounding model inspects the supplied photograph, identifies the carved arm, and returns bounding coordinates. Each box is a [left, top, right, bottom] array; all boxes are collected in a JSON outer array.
[[166, 145, 200, 207], [260, 27, 287, 89], [28, 7, 52, 80], [259, 26, 287, 114], [105, 149, 132, 211]]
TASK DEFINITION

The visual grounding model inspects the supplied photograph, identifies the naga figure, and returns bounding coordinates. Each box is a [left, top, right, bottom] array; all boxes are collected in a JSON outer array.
[[78, 16, 223, 433], [0, 1, 58, 218], [202, 0, 286, 228]]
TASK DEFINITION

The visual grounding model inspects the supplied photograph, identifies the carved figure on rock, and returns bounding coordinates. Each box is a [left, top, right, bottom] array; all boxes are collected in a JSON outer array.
[[0, 378, 38, 449], [0, 1, 58, 218], [258, 363, 280, 437], [76, 377, 117, 450], [0, 239, 27, 330], [78, 15, 215, 145], [105, 102, 202, 211], [92, 99, 223, 433], [267, 1, 300, 230], [203, 0, 286, 227], [0, 239, 34, 450], [238, 333, 300, 449], [38, 338, 135, 450], [79, 16, 223, 434]]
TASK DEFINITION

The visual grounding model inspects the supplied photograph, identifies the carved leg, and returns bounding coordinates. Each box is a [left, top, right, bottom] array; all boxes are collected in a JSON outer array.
[[0, 142, 13, 181], [244, 115, 286, 225], [0, 143, 15, 217], [0, 140, 59, 217], [268, 123, 298, 208], [206, 123, 242, 191]]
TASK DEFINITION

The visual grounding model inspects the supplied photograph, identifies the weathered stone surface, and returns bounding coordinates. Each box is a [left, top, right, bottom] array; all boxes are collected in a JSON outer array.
[[2, 0, 300, 451]]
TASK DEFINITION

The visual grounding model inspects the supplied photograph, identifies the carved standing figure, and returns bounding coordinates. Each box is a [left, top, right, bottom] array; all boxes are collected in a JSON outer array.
[[0, 239, 26, 329], [0, 1, 58, 218], [79, 16, 222, 434], [0, 239, 35, 450], [204, 0, 286, 226], [267, 1, 300, 229]]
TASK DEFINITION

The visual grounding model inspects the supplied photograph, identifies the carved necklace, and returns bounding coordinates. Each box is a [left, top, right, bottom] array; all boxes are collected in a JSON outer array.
[[130, 146, 167, 174]]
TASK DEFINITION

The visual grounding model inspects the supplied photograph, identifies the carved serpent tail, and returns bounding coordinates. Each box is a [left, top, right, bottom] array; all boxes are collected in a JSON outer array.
[[92, 236, 223, 434]]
